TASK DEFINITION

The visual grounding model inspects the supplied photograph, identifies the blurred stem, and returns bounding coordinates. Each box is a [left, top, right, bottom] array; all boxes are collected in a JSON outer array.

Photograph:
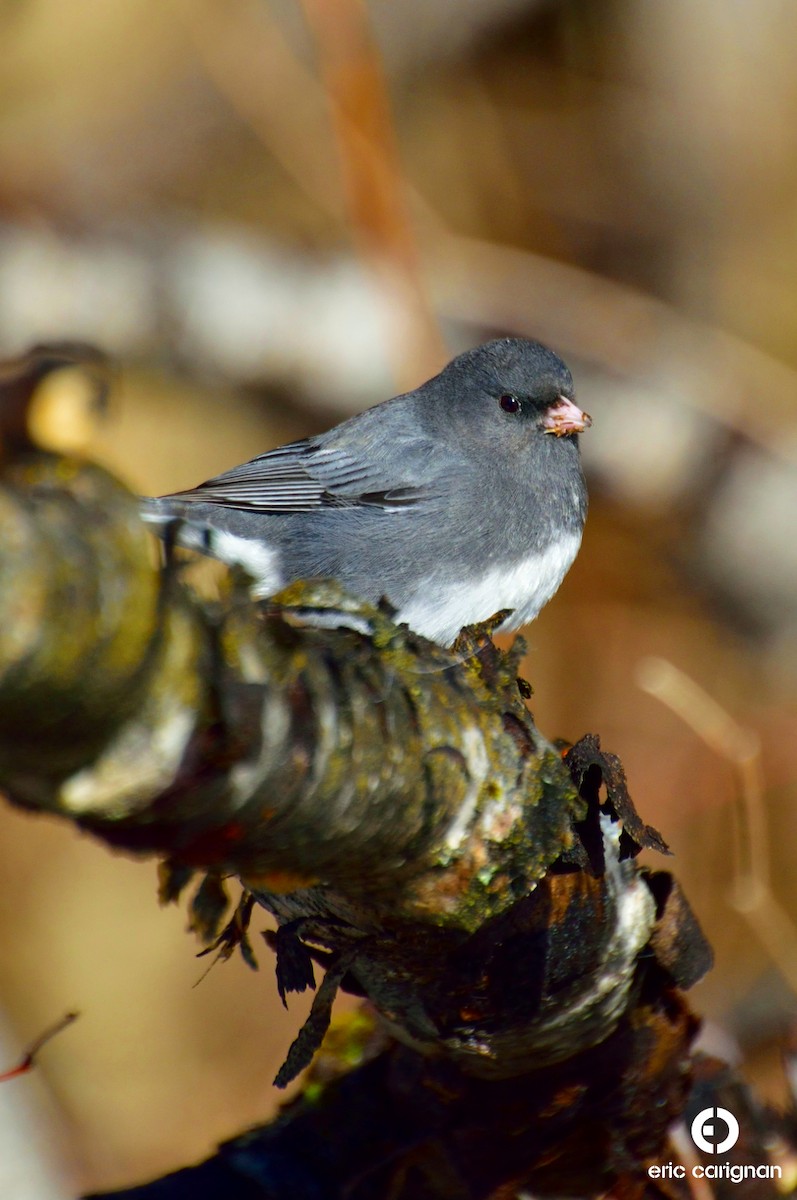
[[179, 0, 345, 221], [636, 655, 797, 994], [182, 0, 444, 386], [296, 0, 446, 385]]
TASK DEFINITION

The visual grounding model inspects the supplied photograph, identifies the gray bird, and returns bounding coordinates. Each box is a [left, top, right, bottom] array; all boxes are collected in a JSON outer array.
[[141, 338, 591, 646]]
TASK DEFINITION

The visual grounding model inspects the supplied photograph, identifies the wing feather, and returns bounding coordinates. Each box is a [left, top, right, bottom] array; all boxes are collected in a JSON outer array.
[[162, 432, 444, 514]]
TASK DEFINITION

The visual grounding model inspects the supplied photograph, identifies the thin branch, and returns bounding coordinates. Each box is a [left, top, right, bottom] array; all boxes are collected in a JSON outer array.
[[637, 655, 797, 993], [0, 1012, 79, 1083]]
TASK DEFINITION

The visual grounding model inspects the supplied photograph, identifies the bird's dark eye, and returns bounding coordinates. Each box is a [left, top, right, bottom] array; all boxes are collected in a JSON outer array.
[[499, 393, 521, 413]]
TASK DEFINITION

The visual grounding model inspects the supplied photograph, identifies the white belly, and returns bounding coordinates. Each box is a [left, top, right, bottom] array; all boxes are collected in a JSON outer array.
[[396, 532, 583, 645]]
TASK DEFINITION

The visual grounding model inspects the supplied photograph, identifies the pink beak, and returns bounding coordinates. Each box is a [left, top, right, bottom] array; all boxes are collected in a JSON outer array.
[[542, 395, 592, 437]]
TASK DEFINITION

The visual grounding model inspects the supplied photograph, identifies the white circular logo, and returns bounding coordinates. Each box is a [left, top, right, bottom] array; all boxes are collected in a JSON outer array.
[[691, 1106, 740, 1154]]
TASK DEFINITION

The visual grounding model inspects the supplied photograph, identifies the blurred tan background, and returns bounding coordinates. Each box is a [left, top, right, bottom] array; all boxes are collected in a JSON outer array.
[[1, 0, 797, 1194]]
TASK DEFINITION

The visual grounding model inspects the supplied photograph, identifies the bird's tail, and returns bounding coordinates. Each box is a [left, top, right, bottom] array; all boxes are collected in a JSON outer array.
[[139, 496, 175, 531]]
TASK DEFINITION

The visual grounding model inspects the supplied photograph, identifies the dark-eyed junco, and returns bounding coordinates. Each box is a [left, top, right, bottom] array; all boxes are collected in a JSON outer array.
[[142, 338, 591, 645]]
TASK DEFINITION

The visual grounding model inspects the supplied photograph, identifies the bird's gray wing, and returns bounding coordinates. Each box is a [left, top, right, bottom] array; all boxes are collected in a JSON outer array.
[[161, 433, 444, 514]]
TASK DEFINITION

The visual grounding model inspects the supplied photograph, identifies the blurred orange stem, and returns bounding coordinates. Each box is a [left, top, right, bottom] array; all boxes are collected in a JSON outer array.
[[298, 0, 446, 385]]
